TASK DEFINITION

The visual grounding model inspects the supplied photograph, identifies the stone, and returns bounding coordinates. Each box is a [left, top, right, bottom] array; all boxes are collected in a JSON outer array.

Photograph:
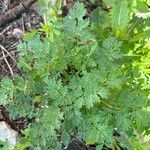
[[12, 28, 25, 39], [0, 121, 19, 149]]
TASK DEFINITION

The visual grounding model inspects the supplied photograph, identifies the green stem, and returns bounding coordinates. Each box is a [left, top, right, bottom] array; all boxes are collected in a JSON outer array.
[[127, 19, 140, 35], [101, 100, 122, 111]]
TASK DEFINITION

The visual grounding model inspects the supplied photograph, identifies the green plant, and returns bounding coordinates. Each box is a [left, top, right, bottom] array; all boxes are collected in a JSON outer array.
[[0, 140, 9, 150], [0, 1, 150, 149]]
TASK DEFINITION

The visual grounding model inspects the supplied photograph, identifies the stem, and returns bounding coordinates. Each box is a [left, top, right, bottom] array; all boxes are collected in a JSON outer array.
[[101, 100, 122, 111], [127, 19, 141, 35]]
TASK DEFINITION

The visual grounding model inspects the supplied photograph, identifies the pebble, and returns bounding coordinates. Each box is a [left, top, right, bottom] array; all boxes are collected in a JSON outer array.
[[12, 28, 25, 39], [0, 121, 19, 149]]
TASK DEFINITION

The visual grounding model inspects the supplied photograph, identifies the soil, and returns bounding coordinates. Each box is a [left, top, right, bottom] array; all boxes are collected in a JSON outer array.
[[0, 0, 41, 79]]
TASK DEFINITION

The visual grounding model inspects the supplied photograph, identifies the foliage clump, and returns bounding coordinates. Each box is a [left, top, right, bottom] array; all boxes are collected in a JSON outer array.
[[0, 0, 150, 149]]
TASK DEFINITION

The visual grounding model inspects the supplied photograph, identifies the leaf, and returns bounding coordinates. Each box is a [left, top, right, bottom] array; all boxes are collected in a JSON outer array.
[[136, 1, 150, 13], [69, 2, 86, 19], [0, 91, 7, 105], [23, 30, 38, 41], [96, 145, 103, 150], [116, 113, 132, 131], [103, 0, 115, 7], [85, 129, 99, 144], [1, 78, 14, 92], [18, 57, 32, 71], [111, 0, 130, 29], [60, 132, 70, 146], [91, 8, 110, 26], [102, 36, 122, 51], [63, 17, 77, 35], [102, 36, 123, 60], [63, 2, 89, 37], [0, 78, 14, 105], [98, 87, 109, 99]]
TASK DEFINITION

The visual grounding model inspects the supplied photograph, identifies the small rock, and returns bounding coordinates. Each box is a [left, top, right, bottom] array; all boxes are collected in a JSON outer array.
[[0, 121, 19, 149], [12, 28, 25, 39]]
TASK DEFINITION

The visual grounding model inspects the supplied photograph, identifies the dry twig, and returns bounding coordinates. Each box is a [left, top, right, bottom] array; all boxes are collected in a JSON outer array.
[[0, 0, 37, 27], [0, 50, 16, 61], [0, 44, 16, 63], [0, 44, 14, 76]]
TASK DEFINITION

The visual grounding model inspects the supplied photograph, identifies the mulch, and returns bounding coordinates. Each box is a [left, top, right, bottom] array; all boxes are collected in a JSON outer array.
[[0, 0, 41, 79]]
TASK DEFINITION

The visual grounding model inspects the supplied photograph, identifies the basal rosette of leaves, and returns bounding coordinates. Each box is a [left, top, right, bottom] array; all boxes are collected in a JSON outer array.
[[0, 1, 150, 150]]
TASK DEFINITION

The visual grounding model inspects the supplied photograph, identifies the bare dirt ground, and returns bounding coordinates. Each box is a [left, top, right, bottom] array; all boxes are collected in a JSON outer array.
[[0, 0, 42, 79]]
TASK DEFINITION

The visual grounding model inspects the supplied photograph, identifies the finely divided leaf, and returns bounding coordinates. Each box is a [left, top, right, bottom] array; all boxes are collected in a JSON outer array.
[[69, 2, 86, 19]]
